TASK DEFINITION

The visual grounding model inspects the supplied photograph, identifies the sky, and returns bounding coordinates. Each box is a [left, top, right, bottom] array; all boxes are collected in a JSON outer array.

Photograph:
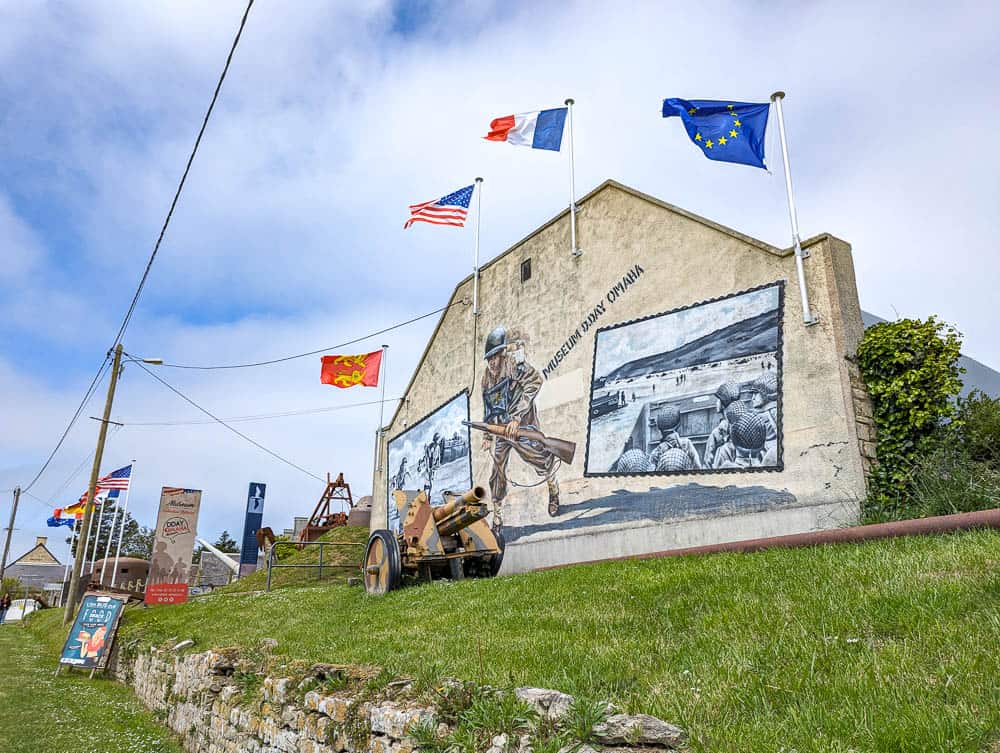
[[1, 0, 998, 562], [593, 285, 779, 378]]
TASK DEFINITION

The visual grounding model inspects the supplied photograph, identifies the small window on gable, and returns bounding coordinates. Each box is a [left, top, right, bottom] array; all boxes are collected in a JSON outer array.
[[520, 258, 532, 283]]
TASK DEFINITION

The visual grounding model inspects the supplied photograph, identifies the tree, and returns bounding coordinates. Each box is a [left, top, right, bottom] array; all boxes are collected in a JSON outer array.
[[64, 503, 154, 563], [213, 530, 240, 553]]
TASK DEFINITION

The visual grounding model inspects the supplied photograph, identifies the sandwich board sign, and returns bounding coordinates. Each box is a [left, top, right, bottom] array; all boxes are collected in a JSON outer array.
[[58, 592, 128, 677]]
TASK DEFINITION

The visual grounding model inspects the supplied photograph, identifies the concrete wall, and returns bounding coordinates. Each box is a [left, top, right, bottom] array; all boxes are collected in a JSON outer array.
[[373, 181, 870, 573]]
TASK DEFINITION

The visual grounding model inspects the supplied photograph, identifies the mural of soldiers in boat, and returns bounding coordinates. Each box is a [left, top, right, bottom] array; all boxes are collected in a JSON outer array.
[[586, 283, 784, 476]]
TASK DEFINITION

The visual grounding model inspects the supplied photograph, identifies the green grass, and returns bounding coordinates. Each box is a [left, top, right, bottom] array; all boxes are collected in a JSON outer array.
[[0, 617, 183, 753], [220, 524, 368, 593], [17, 530, 1000, 753]]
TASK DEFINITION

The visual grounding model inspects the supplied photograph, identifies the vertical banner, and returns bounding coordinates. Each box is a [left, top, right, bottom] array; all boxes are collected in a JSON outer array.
[[145, 487, 201, 606], [239, 482, 266, 577]]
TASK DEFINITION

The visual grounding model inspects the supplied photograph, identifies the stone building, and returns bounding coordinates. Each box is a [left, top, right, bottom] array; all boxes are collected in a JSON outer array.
[[372, 180, 873, 573], [5, 536, 64, 590]]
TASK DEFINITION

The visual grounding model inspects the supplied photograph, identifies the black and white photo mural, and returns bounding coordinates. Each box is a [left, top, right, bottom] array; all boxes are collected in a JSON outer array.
[[386, 391, 473, 533], [585, 282, 784, 476]]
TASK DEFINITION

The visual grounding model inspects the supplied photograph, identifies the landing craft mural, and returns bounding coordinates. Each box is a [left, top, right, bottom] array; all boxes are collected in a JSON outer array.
[[585, 282, 784, 476], [472, 326, 577, 531], [387, 391, 472, 534]]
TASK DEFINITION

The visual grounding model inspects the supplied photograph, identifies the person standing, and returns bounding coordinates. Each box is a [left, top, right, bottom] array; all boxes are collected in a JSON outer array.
[[0, 592, 11, 624]]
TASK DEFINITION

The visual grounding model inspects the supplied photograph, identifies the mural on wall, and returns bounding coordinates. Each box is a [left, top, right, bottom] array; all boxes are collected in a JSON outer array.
[[585, 282, 784, 476], [387, 391, 472, 533], [471, 325, 577, 531]]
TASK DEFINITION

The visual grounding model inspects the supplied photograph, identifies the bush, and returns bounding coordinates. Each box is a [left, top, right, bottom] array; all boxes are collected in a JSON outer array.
[[857, 316, 964, 517], [954, 390, 1000, 468]]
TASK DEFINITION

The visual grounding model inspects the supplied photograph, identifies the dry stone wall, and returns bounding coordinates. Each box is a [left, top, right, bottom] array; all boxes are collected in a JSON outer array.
[[112, 643, 687, 753]]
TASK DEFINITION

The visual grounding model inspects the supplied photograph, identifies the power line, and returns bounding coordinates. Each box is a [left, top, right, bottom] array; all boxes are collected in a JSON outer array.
[[21, 356, 112, 493], [138, 300, 466, 370], [133, 361, 324, 483], [18, 0, 255, 495], [120, 397, 402, 426], [110, 0, 255, 349]]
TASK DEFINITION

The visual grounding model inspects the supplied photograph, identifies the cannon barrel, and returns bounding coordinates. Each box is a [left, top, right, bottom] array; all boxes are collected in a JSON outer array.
[[432, 486, 488, 536]]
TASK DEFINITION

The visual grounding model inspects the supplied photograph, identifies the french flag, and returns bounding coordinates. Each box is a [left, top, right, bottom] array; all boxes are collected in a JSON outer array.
[[485, 107, 567, 151]]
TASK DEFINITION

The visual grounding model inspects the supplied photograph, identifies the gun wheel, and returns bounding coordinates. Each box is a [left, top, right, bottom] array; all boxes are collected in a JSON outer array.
[[363, 529, 401, 595], [488, 530, 506, 577]]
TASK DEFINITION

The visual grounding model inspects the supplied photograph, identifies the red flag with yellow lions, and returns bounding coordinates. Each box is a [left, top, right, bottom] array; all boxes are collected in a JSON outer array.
[[320, 350, 383, 388]]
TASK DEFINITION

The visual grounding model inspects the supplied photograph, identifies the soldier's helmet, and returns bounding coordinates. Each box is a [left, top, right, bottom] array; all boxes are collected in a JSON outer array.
[[731, 413, 769, 452], [484, 326, 508, 358], [614, 449, 653, 473], [751, 372, 779, 402], [724, 399, 750, 426], [656, 447, 692, 472], [655, 405, 681, 432], [714, 381, 742, 408]]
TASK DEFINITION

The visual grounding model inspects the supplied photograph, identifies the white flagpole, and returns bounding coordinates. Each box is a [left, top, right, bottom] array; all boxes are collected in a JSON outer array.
[[565, 98, 580, 257], [375, 345, 389, 472], [100, 495, 121, 586], [110, 462, 135, 589], [61, 517, 79, 605], [473, 177, 483, 316], [77, 498, 96, 583], [89, 494, 106, 577], [770, 91, 817, 325]]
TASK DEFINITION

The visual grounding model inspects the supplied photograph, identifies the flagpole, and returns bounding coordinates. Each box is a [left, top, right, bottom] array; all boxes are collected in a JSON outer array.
[[61, 517, 79, 606], [473, 177, 483, 316], [375, 345, 389, 472], [78, 499, 96, 583], [110, 461, 135, 589], [565, 98, 580, 257], [770, 91, 817, 326], [89, 495, 106, 577], [100, 495, 120, 586]]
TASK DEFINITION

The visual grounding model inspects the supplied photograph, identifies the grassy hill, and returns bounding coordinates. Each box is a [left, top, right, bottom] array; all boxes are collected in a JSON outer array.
[[24, 529, 1000, 753], [220, 524, 369, 593]]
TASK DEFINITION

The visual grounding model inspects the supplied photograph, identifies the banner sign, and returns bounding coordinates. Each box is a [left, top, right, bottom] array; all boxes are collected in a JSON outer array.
[[239, 482, 266, 576], [59, 592, 127, 669], [145, 487, 201, 606]]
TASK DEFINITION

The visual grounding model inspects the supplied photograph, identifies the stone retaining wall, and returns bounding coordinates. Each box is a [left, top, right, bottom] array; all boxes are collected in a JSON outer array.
[[112, 643, 687, 753]]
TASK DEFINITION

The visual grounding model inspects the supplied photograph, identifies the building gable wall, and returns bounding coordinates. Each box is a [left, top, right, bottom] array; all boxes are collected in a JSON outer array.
[[375, 182, 869, 572]]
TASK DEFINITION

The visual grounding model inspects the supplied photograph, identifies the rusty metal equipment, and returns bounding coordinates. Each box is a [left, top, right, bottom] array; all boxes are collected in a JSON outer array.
[[299, 473, 354, 543], [363, 486, 504, 595]]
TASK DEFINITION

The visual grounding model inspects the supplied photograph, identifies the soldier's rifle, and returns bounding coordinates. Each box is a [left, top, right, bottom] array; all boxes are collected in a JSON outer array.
[[463, 421, 576, 465]]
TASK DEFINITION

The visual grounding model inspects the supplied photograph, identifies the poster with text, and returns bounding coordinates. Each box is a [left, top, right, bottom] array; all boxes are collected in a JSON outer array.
[[386, 391, 472, 533], [145, 487, 202, 605], [59, 592, 127, 669]]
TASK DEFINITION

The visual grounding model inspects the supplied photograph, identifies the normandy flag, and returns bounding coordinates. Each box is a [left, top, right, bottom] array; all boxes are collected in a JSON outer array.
[[320, 350, 383, 388]]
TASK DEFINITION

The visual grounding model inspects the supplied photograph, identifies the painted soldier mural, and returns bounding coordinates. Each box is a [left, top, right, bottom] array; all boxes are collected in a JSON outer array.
[[475, 326, 562, 528]]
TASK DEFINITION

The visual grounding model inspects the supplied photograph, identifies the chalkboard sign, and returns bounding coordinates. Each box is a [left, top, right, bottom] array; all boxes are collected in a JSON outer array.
[[59, 592, 128, 673]]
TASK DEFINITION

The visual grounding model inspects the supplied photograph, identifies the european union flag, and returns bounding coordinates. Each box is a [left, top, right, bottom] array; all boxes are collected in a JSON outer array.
[[662, 98, 770, 169]]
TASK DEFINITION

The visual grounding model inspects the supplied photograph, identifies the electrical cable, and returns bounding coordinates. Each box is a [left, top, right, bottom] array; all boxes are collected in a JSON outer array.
[[109, 0, 255, 350], [18, 0, 255, 494], [120, 397, 401, 426], [140, 300, 466, 370], [133, 361, 324, 482], [21, 356, 112, 493]]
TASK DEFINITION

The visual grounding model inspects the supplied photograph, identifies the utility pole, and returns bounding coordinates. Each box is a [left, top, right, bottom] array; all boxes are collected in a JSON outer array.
[[64, 343, 123, 623], [0, 487, 20, 582]]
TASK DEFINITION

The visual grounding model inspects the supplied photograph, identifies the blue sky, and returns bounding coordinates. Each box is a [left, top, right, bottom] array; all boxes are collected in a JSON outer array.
[[2, 0, 998, 559]]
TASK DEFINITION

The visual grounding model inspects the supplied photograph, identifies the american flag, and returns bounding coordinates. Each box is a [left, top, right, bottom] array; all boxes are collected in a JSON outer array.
[[404, 184, 474, 229], [96, 464, 132, 492]]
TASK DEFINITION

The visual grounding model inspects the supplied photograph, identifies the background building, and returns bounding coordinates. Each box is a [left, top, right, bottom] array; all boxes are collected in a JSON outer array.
[[5, 536, 64, 591]]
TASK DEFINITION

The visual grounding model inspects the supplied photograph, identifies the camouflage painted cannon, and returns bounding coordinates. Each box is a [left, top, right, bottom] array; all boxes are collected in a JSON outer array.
[[362, 486, 504, 595]]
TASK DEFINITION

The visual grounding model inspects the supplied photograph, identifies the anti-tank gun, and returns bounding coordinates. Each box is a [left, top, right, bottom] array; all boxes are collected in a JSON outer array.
[[362, 486, 504, 595]]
